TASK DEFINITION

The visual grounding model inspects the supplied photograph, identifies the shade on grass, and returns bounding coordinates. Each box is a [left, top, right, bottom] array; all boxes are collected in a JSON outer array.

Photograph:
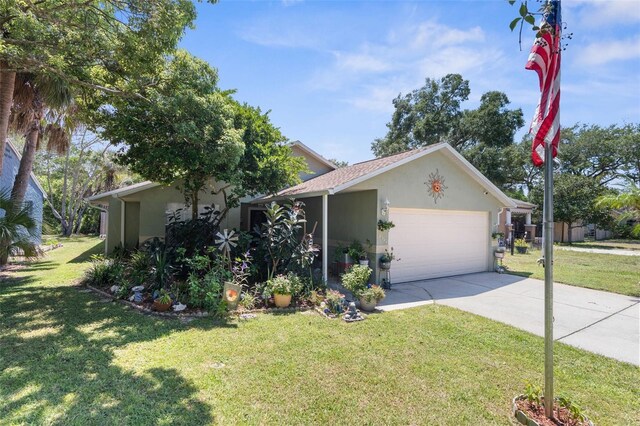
[[503, 248, 640, 297], [1, 238, 638, 425]]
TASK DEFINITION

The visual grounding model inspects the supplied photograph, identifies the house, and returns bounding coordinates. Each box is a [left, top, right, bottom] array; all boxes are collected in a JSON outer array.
[[261, 142, 516, 285], [86, 141, 336, 254], [0, 140, 45, 243], [88, 141, 519, 285], [497, 198, 538, 241]]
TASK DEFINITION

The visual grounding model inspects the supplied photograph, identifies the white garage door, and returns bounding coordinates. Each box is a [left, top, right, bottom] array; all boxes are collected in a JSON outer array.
[[388, 208, 489, 283]]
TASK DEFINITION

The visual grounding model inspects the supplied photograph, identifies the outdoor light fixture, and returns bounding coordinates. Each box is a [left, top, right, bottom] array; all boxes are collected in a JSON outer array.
[[381, 198, 390, 216]]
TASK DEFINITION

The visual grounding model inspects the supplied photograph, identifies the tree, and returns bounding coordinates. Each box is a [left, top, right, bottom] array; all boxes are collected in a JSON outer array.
[[0, 189, 40, 266], [0, 0, 211, 176], [371, 74, 471, 157], [9, 73, 73, 204], [100, 51, 306, 221], [34, 128, 134, 236], [597, 183, 640, 238], [327, 158, 349, 168], [530, 174, 612, 244]]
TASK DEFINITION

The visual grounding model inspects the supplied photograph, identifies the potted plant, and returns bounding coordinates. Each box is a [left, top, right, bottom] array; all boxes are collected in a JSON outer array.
[[348, 240, 368, 266], [358, 285, 385, 312], [152, 289, 172, 312], [514, 238, 529, 254], [377, 219, 395, 232], [379, 247, 397, 270], [265, 273, 302, 308], [334, 244, 353, 274], [341, 265, 384, 311]]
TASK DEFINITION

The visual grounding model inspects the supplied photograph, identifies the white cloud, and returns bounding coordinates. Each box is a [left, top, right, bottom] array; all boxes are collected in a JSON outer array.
[[576, 36, 640, 65], [575, 0, 640, 27], [333, 51, 393, 73]]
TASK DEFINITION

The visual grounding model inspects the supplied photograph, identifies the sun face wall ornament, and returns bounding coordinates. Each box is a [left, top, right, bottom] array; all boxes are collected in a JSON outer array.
[[425, 169, 448, 204]]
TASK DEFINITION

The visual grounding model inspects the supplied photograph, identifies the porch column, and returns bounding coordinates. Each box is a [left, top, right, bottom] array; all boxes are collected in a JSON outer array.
[[526, 212, 532, 225], [322, 193, 328, 284], [506, 209, 512, 225]]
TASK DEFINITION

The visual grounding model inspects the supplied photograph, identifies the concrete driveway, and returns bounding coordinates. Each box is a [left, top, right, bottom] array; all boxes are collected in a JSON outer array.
[[378, 272, 640, 365]]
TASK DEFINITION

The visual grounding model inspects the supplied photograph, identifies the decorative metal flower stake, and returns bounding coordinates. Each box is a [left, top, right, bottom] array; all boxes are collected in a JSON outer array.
[[215, 229, 238, 264], [425, 169, 448, 203]]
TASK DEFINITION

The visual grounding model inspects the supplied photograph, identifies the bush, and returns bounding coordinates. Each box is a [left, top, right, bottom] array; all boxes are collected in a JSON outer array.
[[84, 255, 126, 288], [341, 264, 372, 296], [187, 257, 231, 315]]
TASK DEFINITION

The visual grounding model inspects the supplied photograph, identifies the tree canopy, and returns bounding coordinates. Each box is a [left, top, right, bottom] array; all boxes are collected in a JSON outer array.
[[100, 51, 305, 220]]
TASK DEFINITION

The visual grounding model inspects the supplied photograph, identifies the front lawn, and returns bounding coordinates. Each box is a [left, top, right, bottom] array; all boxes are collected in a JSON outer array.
[[564, 239, 640, 251], [1, 237, 638, 425], [503, 248, 640, 297]]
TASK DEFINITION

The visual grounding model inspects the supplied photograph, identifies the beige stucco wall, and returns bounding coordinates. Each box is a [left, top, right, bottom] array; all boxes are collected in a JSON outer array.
[[106, 197, 122, 253], [103, 181, 243, 253], [346, 150, 506, 282], [291, 145, 333, 181]]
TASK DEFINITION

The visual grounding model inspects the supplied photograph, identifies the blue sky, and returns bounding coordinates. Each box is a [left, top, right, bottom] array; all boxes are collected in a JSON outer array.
[[180, 0, 640, 164]]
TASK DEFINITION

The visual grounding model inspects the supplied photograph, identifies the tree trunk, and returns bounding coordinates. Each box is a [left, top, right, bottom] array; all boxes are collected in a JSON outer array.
[[191, 190, 199, 221], [0, 63, 16, 175], [10, 127, 38, 204]]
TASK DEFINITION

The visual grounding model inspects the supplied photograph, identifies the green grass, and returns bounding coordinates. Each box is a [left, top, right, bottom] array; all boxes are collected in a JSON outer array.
[[563, 239, 640, 251], [503, 248, 640, 297], [1, 237, 638, 425]]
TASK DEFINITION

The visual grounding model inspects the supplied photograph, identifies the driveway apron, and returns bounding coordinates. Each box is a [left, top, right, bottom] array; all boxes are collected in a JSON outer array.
[[378, 272, 640, 365]]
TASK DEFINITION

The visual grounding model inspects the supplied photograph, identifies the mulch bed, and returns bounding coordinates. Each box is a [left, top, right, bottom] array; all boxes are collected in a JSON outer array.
[[515, 398, 592, 426], [84, 284, 316, 319]]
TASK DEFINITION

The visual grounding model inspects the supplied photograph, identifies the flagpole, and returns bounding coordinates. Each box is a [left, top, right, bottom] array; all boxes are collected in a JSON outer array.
[[543, 129, 554, 418]]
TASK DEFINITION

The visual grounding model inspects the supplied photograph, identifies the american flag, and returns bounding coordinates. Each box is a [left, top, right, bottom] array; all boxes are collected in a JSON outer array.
[[526, 0, 561, 167]]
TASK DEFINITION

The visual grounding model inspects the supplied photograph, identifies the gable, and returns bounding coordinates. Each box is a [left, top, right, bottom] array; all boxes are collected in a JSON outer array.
[[290, 143, 335, 181], [348, 150, 508, 212]]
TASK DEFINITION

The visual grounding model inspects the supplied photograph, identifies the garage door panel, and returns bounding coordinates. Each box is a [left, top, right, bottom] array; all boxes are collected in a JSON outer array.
[[388, 208, 489, 283]]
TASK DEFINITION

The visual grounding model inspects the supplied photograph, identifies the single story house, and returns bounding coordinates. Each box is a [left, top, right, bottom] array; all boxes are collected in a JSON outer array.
[[262, 142, 517, 285], [87, 141, 336, 253], [88, 141, 521, 285], [0, 140, 45, 243]]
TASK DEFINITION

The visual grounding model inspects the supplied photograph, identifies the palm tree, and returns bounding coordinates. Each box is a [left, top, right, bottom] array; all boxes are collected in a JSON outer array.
[[0, 60, 17, 176], [0, 188, 40, 265], [597, 182, 640, 237], [9, 72, 73, 204]]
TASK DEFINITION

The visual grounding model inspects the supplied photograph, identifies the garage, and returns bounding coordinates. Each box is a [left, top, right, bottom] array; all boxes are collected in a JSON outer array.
[[388, 208, 489, 283]]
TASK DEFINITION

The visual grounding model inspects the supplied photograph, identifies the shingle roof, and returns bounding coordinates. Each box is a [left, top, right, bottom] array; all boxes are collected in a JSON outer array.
[[277, 147, 426, 196]]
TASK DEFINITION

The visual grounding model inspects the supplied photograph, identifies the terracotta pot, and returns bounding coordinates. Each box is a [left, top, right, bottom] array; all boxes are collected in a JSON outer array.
[[274, 293, 292, 308], [153, 300, 172, 312], [359, 297, 377, 312]]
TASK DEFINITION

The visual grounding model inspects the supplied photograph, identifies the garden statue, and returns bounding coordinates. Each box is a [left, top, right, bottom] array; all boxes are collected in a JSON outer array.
[[343, 302, 364, 322]]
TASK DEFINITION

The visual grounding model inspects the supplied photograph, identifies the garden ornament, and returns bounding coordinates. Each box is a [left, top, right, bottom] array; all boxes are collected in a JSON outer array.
[[172, 303, 187, 312], [343, 302, 364, 322], [110, 285, 120, 294]]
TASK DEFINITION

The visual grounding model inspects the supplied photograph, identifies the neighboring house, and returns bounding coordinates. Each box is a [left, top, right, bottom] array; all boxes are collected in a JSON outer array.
[[261, 142, 517, 285], [87, 141, 336, 254], [497, 198, 538, 241], [0, 141, 45, 243], [88, 141, 523, 285]]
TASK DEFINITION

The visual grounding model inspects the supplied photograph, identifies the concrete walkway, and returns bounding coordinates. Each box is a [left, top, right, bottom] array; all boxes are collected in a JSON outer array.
[[378, 272, 640, 365], [555, 246, 640, 256]]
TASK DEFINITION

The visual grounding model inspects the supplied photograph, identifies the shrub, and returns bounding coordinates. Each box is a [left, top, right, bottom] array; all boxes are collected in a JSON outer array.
[[347, 240, 366, 261], [127, 250, 150, 287], [514, 238, 528, 248], [341, 264, 372, 296], [187, 256, 231, 315], [84, 255, 126, 288], [239, 292, 257, 310], [254, 201, 319, 281], [324, 289, 345, 314]]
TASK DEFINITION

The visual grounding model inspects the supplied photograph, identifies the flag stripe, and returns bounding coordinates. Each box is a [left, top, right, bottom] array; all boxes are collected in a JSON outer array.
[[526, 1, 561, 167]]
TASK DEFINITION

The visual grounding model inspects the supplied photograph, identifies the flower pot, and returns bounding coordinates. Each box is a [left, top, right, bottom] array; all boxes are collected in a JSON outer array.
[[152, 300, 172, 312], [359, 297, 377, 312], [516, 246, 528, 254], [223, 282, 242, 310], [379, 261, 391, 270], [274, 293, 292, 308], [359, 259, 369, 266]]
